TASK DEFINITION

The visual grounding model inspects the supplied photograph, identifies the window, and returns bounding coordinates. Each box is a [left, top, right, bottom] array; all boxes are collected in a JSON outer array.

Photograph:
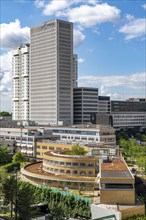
[[80, 171, 86, 176], [42, 146, 47, 149], [60, 170, 64, 173], [73, 163, 78, 166], [67, 182, 71, 186], [87, 163, 94, 167], [88, 171, 93, 175], [80, 163, 86, 167], [66, 170, 71, 174], [66, 162, 71, 166], [60, 162, 64, 166], [74, 170, 78, 174]]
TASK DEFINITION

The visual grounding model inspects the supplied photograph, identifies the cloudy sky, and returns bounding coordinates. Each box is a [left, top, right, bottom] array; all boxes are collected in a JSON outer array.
[[0, 0, 146, 113]]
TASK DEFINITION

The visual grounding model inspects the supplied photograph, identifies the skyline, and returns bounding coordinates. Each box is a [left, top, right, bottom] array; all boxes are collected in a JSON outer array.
[[0, 0, 146, 112]]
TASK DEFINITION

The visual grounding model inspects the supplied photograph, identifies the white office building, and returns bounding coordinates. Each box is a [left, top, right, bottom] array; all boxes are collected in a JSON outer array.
[[30, 19, 73, 125], [12, 44, 30, 121]]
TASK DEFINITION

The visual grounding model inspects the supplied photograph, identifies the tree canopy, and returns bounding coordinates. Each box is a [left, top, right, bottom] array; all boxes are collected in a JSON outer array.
[[0, 111, 11, 116], [67, 144, 87, 156], [12, 152, 26, 164], [0, 146, 11, 164]]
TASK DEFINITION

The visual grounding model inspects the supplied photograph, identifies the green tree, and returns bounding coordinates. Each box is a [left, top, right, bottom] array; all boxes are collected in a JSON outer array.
[[2, 175, 17, 218], [0, 146, 11, 164], [0, 111, 11, 116], [17, 182, 36, 220], [12, 151, 26, 164], [67, 144, 87, 155]]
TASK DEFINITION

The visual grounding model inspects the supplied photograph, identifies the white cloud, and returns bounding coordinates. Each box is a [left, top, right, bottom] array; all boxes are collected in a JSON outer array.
[[34, 1, 120, 28], [125, 14, 134, 22], [0, 51, 12, 72], [119, 18, 146, 40], [35, 0, 45, 8], [37, 0, 83, 16], [0, 51, 13, 112], [0, 19, 30, 50], [73, 29, 85, 48], [142, 4, 146, 10], [0, 92, 12, 112], [88, 0, 99, 5], [78, 58, 85, 63], [79, 72, 145, 100], [68, 3, 120, 27], [79, 72, 145, 90], [0, 51, 12, 97]]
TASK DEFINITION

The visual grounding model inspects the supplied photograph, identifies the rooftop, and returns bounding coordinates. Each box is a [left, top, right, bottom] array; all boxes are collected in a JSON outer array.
[[101, 157, 133, 179], [23, 162, 96, 182]]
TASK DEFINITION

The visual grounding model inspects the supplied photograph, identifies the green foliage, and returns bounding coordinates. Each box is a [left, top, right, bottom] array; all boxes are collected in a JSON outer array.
[[0, 111, 11, 116], [141, 135, 146, 141], [1, 180, 91, 219], [2, 175, 17, 218], [17, 183, 91, 219], [3, 163, 20, 173], [67, 144, 87, 156], [17, 182, 37, 220], [0, 146, 11, 164], [119, 138, 146, 174], [12, 152, 26, 164]]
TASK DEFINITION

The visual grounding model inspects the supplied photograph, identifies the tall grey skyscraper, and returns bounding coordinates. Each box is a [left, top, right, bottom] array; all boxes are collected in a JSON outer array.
[[12, 44, 30, 120], [73, 54, 78, 88], [30, 20, 73, 125]]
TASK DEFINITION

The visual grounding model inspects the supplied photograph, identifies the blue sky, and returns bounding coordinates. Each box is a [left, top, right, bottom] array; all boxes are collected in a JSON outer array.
[[0, 0, 146, 112]]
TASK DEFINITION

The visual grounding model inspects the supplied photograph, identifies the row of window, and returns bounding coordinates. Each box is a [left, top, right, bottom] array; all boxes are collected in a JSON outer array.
[[43, 159, 95, 167], [27, 176, 93, 187], [43, 166, 94, 176]]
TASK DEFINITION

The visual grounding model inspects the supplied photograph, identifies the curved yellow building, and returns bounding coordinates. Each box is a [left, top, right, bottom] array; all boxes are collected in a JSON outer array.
[[22, 150, 99, 190]]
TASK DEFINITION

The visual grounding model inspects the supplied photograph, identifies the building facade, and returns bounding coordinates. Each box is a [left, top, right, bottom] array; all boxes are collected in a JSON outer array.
[[44, 125, 116, 145], [98, 96, 111, 114], [12, 44, 30, 121], [73, 87, 98, 124], [30, 19, 73, 125], [0, 127, 45, 157], [21, 150, 99, 190], [72, 54, 78, 88], [111, 100, 146, 128]]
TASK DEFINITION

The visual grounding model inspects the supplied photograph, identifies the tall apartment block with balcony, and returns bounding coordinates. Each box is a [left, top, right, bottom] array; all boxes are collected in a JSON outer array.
[[12, 44, 30, 121]]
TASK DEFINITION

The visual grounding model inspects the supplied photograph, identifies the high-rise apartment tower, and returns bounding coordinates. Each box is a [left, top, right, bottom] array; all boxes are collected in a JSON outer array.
[[30, 20, 73, 125], [12, 44, 30, 120]]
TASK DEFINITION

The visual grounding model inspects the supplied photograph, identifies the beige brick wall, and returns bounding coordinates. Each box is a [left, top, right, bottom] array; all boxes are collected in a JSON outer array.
[[100, 190, 135, 204]]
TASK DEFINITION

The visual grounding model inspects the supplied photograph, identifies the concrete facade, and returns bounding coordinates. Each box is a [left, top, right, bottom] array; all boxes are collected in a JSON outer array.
[[72, 54, 78, 88], [73, 87, 98, 124], [12, 44, 30, 121], [30, 19, 73, 125]]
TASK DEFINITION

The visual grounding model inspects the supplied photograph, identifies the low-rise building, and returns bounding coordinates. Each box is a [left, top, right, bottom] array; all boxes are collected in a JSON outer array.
[[36, 141, 119, 159], [91, 156, 145, 220], [44, 125, 116, 145], [22, 150, 99, 190], [99, 157, 135, 204], [0, 127, 58, 157]]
